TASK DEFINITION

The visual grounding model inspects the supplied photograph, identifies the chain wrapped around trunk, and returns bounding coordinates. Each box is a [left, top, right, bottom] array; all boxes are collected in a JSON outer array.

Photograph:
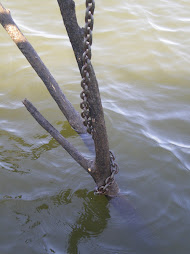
[[80, 0, 95, 135], [80, 0, 119, 194], [94, 151, 119, 195]]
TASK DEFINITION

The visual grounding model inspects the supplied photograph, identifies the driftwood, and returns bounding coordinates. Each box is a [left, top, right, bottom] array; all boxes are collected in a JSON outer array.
[[0, 1, 119, 196]]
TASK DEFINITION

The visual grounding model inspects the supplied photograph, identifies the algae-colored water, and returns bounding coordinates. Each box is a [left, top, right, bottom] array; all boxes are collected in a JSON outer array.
[[0, 1, 190, 253]]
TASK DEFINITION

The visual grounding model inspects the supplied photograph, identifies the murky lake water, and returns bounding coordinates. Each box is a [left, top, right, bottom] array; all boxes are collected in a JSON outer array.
[[0, 0, 190, 253]]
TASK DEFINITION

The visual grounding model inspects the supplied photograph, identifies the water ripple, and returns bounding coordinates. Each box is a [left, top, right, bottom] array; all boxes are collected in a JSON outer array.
[[1, 0, 190, 253]]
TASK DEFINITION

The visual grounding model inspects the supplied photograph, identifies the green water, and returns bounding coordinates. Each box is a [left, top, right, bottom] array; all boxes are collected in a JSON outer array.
[[0, 0, 190, 253]]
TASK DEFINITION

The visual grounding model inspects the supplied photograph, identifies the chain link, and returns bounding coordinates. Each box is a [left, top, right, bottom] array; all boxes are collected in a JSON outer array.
[[81, 1, 119, 195], [94, 151, 119, 195], [80, 0, 95, 135]]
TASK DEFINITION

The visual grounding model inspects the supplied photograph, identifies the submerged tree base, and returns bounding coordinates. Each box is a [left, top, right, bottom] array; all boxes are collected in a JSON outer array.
[[0, 1, 120, 197]]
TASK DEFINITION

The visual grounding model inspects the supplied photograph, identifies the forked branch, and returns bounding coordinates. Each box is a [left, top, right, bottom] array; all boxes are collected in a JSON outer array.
[[23, 99, 93, 171], [0, 3, 86, 134], [57, 0, 113, 187], [0, 1, 119, 196]]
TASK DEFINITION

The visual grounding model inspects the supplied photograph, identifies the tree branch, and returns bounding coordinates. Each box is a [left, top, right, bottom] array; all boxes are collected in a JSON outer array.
[[23, 99, 93, 172], [0, 1, 119, 195], [0, 2, 86, 134], [57, 0, 84, 73], [57, 0, 112, 187]]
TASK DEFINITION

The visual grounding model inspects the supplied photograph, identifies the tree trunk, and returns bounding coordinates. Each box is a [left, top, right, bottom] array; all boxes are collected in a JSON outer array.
[[57, 0, 118, 193], [0, 1, 119, 196]]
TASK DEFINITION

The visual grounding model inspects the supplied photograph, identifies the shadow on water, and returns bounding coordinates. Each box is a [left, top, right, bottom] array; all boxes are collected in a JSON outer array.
[[65, 192, 159, 254], [64, 189, 110, 254], [1, 120, 157, 253], [0, 188, 161, 254], [108, 195, 160, 254], [2, 189, 110, 254], [1, 120, 159, 253]]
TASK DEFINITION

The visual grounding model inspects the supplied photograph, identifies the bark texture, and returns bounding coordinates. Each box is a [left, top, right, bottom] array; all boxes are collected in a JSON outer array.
[[23, 99, 92, 171], [0, 1, 119, 196], [0, 3, 86, 134], [57, 0, 117, 191], [57, 0, 84, 72]]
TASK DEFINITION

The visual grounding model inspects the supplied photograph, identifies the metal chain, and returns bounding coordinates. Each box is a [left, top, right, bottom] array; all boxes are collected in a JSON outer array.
[[80, 0, 95, 134], [80, 1, 119, 195], [94, 151, 119, 195]]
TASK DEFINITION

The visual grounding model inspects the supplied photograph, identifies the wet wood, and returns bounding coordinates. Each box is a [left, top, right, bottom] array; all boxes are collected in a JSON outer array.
[[0, 1, 119, 196], [57, 0, 119, 194], [23, 99, 92, 171], [0, 3, 86, 134]]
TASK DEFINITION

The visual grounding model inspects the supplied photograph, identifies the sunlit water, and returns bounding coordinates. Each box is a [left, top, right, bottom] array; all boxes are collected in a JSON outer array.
[[0, 0, 190, 253]]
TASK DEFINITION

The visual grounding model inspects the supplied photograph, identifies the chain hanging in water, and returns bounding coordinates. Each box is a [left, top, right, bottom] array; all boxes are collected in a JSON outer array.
[[94, 151, 119, 195], [80, 0, 95, 135]]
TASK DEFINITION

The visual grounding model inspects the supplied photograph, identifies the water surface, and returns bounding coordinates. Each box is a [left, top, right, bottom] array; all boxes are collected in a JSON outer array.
[[0, 0, 190, 253]]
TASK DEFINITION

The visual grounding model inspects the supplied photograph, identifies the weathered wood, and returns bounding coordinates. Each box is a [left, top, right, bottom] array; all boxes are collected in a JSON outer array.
[[57, 0, 84, 73], [22, 99, 119, 195], [0, 1, 119, 196], [57, 0, 119, 194], [0, 3, 86, 134], [23, 99, 93, 171]]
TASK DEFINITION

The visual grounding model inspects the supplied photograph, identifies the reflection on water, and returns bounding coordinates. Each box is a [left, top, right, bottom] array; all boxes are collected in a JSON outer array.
[[0, 189, 110, 254], [0, 0, 190, 253], [0, 189, 160, 254], [66, 190, 110, 254], [0, 121, 78, 172]]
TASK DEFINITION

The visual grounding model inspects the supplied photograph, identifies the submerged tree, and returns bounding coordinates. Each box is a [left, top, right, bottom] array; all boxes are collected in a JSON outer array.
[[0, 0, 119, 196]]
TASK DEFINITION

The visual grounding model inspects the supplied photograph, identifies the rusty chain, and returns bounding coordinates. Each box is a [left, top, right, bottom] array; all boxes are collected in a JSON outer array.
[[81, 1, 119, 194], [80, 0, 95, 135], [94, 151, 119, 195]]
